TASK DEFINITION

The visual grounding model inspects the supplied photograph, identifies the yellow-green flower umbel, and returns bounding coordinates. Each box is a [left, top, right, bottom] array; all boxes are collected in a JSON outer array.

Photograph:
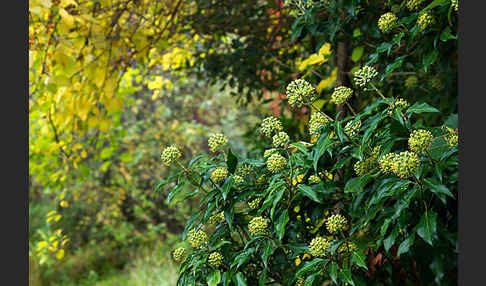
[[273, 131, 290, 148], [236, 164, 254, 177], [260, 116, 283, 137], [172, 247, 186, 263], [354, 66, 378, 88], [248, 197, 262, 209], [309, 236, 330, 257], [405, 76, 418, 89], [309, 175, 321, 184], [286, 79, 317, 107], [187, 229, 208, 248], [208, 251, 224, 268], [248, 216, 268, 235], [391, 151, 420, 179], [331, 86, 353, 105], [338, 241, 358, 254], [451, 0, 458, 11], [379, 153, 398, 175], [344, 120, 361, 137], [161, 145, 181, 166], [295, 277, 305, 286], [233, 175, 244, 184], [417, 12, 434, 31], [208, 211, 225, 225], [264, 148, 278, 159], [429, 76, 444, 90], [326, 214, 347, 233], [308, 112, 331, 136], [266, 153, 287, 173], [208, 133, 228, 152], [408, 129, 433, 154], [406, 0, 424, 11], [211, 167, 228, 183], [378, 12, 398, 34]]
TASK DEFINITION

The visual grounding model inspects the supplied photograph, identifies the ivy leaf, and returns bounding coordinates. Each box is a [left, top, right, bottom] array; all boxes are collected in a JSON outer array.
[[424, 178, 454, 199], [313, 132, 332, 171], [296, 258, 325, 278], [227, 148, 238, 174], [384, 227, 399, 252], [261, 241, 274, 268], [351, 46, 364, 62], [423, 50, 439, 72], [397, 234, 415, 257], [233, 272, 247, 286], [339, 266, 354, 285], [329, 261, 338, 284], [297, 184, 322, 203], [351, 251, 368, 270], [275, 210, 289, 241], [416, 211, 438, 246], [207, 270, 221, 286], [166, 182, 185, 203], [344, 176, 371, 193], [406, 103, 440, 116]]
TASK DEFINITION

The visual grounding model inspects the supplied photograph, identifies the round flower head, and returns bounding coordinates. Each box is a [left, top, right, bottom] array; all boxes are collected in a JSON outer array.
[[248, 216, 268, 235], [187, 229, 208, 248], [354, 66, 378, 88], [256, 175, 267, 186], [378, 12, 398, 34], [444, 126, 458, 147], [309, 112, 331, 135], [417, 12, 434, 31], [208, 251, 224, 268], [233, 174, 244, 184], [286, 79, 317, 107], [248, 197, 262, 209], [266, 153, 287, 173], [309, 236, 330, 257], [295, 277, 305, 286], [211, 167, 228, 183], [264, 148, 278, 159], [354, 160, 372, 176], [395, 98, 409, 109], [172, 247, 187, 263], [379, 153, 398, 174], [451, 0, 458, 12], [406, 0, 424, 11], [408, 129, 433, 154], [429, 76, 444, 90], [273, 131, 290, 148], [309, 175, 321, 184], [326, 214, 347, 234], [344, 120, 361, 137], [260, 116, 283, 137], [331, 86, 353, 105], [338, 241, 358, 254], [161, 145, 181, 166], [208, 133, 228, 152], [391, 151, 420, 179], [208, 211, 225, 225], [236, 164, 254, 177], [405, 76, 418, 89]]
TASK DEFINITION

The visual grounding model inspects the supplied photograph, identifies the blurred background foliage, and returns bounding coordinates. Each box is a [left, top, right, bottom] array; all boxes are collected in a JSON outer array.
[[29, 0, 457, 285]]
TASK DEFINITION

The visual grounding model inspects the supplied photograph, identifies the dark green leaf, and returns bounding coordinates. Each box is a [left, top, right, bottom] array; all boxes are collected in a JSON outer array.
[[351, 251, 368, 270], [207, 270, 221, 286], [416, 211, 438, 246], [275, 210, 289, 240], [397, 234, 415, 257], [234, 272, 247, 286], [406, 103, 440, 116], [297, 184, 322, 203], [227, 148, 238, 174], [329, 262, 338, 284], [344, 176, 371, 193]]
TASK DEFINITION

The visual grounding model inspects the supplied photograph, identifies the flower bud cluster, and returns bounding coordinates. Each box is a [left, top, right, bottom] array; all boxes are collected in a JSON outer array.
[[405, 76, 418, 89], [161, 145, 181, 166], [309, 236, 330, 257], [266, 153, 287, 173], [308, 112, 331, 135], [295, 277, 305, 286], [381, 151, 420, 179], [260, 116, 283, 137], [248, 197, 262, 209], [233, 175, 244, 184], [429, 76, 444, 90], [208, 133, 228, 152], [172, 247, 186, 263], [208, 251, 224, 268], [331, 86, 353, 105], [236, 164, 254, 177], [378, 13, 398, 34], [211, 167, 228, 183], [338, 241, 358, 254], [417, 12, 434, 31], [451, 0, 458, 12], [273, 132, 290, 148], [444, 126, 458, 147], [408, 129, 433, 154], [354, 66, 378, 88], [309, 175, 321, 184], [208, 211, 225, 225], [248, 216, 268, 235], [187, 229, 208, 248], [344, 120, 361, 137], [326, 214, 347, 234], [286, 79, 317, 107], [406, 0, 424, 11]]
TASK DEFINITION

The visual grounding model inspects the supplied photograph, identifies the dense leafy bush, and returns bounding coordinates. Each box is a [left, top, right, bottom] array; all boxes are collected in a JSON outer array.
[[163, 68, 457, 285]]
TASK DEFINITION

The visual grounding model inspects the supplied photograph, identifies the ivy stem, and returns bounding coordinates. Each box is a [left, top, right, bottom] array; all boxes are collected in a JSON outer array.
[[370, 83, 393, 106], [345, 102, 357, 116]]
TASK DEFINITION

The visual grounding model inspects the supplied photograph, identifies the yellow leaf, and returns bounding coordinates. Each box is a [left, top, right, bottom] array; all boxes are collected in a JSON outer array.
[[58, 8, 75, 27], [316, 68, 338, 93], [56, 249, 65, 260]]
